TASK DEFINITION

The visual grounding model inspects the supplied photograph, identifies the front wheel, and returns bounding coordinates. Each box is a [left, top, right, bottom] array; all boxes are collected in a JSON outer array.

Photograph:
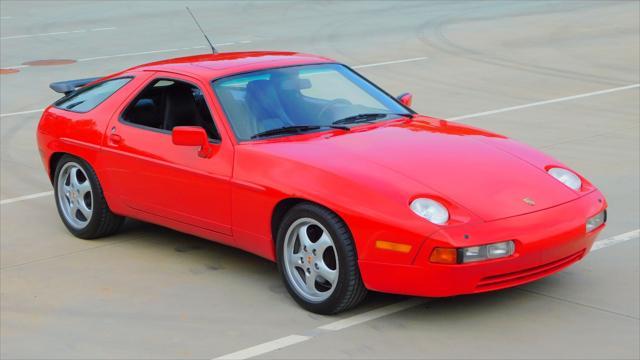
[[276, 203, 367, 314], [53, 155, 124, 239]]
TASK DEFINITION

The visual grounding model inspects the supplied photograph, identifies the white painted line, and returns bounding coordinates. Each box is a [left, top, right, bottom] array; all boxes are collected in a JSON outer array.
[[1, 27, 116, 40], [591, 229, 639, 251], [3, 65, 29, 70], [0, 191, 53, 205], [0, 109, 43, 118], [213, 299, 424, 359], [77, 42, 241, 62], [211, 229, 639, 359], [353, 56, 429, 69], [449, 83, 640, 121], [318, 298, 425, 331], [0, 41, 249, 68], [78, 48, 183, 62], [91, 27, 117, 32], [214, 335, 311, 360]]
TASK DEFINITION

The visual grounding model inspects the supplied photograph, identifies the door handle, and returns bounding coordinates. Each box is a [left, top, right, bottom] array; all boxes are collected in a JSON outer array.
[[109, 133, 123, 145]]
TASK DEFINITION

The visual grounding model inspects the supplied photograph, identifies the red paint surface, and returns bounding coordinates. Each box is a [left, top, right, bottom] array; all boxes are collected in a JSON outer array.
[[36, 52, 607, 297]]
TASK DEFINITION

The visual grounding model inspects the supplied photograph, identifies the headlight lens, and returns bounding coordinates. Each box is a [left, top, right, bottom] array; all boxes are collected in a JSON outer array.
[[460, 241, 515, 263], [548, 167, 582, 190], [410, 198, 449, 225], [586, 210, 606, 232]]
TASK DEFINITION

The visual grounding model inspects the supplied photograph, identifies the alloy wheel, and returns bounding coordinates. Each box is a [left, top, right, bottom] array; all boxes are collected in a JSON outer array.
[[283, 218, 339, 302], [57, 162, 93, 229]]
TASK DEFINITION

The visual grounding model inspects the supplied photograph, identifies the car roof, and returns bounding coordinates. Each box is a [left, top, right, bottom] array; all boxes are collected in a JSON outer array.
[[123, 51, 336, 80]]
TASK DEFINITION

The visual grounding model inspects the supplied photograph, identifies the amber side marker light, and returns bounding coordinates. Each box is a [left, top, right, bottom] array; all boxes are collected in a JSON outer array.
[[430, 247, 458, 264], [375, 240, 412, 253]]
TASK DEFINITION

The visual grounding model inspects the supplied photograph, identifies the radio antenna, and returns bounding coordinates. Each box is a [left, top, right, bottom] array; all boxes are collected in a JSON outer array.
[[186, 6, 217, 54]]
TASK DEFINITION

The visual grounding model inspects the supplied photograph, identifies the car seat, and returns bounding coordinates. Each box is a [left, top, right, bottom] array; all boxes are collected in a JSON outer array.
[[245, 80, 293, 132]]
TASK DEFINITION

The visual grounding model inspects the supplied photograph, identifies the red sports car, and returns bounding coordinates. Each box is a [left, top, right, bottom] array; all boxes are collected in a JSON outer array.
[[37, 51, 607, 314]]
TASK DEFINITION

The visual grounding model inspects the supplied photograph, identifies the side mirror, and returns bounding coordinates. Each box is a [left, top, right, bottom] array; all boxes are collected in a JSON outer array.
[[172, 126, 213, 158], [397, 92, 413, 107]]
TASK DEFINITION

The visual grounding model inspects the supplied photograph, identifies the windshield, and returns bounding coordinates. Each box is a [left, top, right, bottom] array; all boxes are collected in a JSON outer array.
[[212, 63, 410, 141]]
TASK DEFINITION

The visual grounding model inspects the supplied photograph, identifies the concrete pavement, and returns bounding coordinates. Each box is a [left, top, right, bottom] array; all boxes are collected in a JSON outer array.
[[1, 1, 638, 359]]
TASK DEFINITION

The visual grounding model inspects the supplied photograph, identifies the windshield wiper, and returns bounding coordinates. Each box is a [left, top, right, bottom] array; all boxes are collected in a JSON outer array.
[[251, 125, 350, 139], [332, 112, 413, 125]]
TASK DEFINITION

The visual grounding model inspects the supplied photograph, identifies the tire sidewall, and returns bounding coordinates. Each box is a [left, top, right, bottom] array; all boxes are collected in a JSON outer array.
[[53, 155, 104, 239], [276, 204, 357, 314]]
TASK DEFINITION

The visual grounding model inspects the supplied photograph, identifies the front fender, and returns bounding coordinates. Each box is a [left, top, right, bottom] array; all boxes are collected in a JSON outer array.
[[231, 144, 443, 263]]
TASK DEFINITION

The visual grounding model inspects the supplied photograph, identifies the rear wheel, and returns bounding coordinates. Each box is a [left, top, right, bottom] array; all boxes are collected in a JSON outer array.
[[277, 203, 367, 314], [54, 155, 124, 239]]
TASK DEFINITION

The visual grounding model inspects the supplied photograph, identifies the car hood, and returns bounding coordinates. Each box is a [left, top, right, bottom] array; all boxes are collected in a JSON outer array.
[[254, 117, 579, 222]]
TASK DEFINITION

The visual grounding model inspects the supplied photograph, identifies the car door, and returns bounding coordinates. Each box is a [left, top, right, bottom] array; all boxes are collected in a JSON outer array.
[[101, 72, 234, 236]]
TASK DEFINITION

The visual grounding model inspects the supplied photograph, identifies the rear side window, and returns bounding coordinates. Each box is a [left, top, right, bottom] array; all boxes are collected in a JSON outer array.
[[54, 77, 132, 113]]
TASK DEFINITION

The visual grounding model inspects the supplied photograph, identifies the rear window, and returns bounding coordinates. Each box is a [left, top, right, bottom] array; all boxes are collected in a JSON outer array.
[[54, 77, 132, 113]]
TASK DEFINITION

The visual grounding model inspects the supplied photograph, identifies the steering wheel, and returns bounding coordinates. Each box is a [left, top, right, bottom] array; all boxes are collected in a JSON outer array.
[[317, 98, 352, 122]]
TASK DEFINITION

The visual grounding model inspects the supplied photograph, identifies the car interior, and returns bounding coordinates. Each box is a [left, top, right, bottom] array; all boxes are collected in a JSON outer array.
[[123, 72, 383, 142], [215, 76, 328, 139], [215, 74, 382, 140], [122, 79, 220, 140]]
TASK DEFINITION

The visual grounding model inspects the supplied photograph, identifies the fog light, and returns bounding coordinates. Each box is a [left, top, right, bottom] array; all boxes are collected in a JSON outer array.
[[586, 210, 606, 232], [460, 241, 515, 263]]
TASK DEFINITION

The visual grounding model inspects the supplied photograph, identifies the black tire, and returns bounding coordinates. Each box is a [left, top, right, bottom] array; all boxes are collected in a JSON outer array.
[[276, 202, 367, 314], [53, 154, 124, 239]]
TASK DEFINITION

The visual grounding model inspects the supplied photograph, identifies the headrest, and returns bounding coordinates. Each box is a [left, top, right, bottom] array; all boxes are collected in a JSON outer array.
[[135, 98, 156, 111], [281, 78, 311, 91]]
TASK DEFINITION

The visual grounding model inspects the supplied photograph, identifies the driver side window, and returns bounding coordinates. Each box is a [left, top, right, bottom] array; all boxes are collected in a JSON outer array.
[[121, 78, 220, 140]]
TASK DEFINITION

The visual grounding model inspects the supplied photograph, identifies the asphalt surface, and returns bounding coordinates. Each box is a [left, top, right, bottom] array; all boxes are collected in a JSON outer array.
[[1, 1, 639, 359]]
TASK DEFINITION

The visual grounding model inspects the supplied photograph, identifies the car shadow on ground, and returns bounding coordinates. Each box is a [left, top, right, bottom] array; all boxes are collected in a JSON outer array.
[[110, 219, 568, 319]]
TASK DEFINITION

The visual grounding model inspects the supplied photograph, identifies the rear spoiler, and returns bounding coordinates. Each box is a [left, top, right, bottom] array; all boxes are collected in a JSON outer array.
[[49, 77, 101, 95]]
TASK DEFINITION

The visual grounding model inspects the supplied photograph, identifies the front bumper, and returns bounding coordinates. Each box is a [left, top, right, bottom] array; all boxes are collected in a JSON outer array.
[[359, 190, 606, 297]]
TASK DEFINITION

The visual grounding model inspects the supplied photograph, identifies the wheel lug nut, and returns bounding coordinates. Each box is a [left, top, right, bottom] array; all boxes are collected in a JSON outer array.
[[306, 268, 311, 274], [312, 249, 317, 255], [303, 246, 307, 252], [314, 263, 319, 270]]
